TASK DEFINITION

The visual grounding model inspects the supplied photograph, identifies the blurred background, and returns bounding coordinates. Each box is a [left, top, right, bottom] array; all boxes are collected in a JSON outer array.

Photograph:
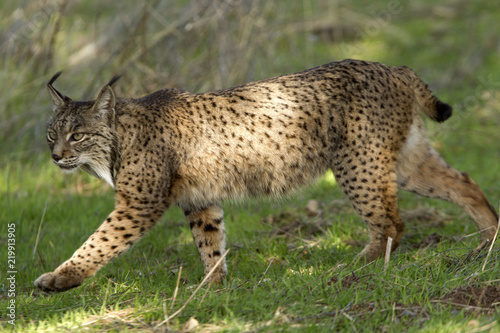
[[0, 0, 499, 164]]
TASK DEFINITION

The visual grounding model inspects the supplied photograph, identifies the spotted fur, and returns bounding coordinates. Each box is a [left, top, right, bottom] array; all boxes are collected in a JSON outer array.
[[35, 59, 498, 292]]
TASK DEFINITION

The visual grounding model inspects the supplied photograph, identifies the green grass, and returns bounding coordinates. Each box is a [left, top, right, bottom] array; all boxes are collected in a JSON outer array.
[[1, 0, 500, 331], [5, 165, 500, 332]]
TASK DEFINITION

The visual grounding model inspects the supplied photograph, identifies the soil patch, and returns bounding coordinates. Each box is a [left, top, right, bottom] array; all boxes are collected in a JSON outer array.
[[400, 207, 450, 226], [327, 273, 375, 291], [441, 285, 500, 308]]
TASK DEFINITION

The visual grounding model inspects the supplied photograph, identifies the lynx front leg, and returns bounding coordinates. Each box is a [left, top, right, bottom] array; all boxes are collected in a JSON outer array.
[[185, 205, 227, 284], [35, 203, 166, 292]]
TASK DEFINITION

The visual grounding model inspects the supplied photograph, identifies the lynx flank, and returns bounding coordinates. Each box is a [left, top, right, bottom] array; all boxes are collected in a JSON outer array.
[[35, 59, 498, 292]]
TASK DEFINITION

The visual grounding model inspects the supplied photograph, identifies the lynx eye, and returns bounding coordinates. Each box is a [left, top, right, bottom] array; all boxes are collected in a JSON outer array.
[[71, 133, 85, 141], [47, 131, 56, 141]]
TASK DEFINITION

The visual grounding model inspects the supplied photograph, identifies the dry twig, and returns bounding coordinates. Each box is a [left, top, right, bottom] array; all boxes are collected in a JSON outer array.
[[481, 204, 500, 271], [155, 249, 229, 328], [384, 237, 393, 271]]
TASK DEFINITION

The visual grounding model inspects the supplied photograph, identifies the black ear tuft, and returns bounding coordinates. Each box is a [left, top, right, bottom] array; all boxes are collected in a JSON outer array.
[[47, 71, 70, 108], [48, 71, 63, 86], [106, 75, 122, 87]]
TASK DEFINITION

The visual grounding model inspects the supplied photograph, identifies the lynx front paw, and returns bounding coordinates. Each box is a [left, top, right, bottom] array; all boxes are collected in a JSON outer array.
[[34, 271, 84, 292], [208, 270, 226, 285]]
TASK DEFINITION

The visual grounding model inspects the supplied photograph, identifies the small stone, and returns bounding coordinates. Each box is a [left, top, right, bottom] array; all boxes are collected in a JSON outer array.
[[306, 200, 319, 216], [183, 317, 199, 331]]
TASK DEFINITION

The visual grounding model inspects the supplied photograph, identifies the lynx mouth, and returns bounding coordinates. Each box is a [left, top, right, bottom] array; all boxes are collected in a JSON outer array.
[[56, 162, 79, 172]]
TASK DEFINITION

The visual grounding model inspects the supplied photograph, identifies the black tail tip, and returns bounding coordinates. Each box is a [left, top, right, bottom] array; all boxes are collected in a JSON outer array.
[[435, 101, 452, 122]]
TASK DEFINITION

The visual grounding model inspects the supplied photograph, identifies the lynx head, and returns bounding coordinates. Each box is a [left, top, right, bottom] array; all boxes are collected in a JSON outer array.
[[46, 72, 121, 187]]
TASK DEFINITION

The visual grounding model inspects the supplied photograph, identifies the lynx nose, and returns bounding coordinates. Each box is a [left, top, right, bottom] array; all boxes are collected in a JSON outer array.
[[52, 153, 62, 162]]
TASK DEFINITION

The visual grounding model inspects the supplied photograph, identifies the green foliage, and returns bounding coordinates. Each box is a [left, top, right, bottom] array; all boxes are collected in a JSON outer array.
[[1, 0, 500, 331]]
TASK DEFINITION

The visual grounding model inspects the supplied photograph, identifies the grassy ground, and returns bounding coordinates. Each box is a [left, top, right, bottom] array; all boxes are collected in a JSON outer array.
[[1, 0, 500, 332]]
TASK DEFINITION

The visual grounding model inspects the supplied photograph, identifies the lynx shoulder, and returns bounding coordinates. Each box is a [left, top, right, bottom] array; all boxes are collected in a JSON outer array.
[[35, 59, 498, 292]]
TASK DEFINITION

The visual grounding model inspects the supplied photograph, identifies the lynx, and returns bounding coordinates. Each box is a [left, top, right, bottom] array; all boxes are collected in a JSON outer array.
[[35, 59, 498, 292]]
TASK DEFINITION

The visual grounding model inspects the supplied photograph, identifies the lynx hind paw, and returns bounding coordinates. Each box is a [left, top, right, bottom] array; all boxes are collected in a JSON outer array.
[[34, 272, 83, 292]]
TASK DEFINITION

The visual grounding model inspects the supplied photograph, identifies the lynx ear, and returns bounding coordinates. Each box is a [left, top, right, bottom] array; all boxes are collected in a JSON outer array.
[[47, 71, 71, 109], [93, 75, 120, 119], [93, 85, 116, 120]]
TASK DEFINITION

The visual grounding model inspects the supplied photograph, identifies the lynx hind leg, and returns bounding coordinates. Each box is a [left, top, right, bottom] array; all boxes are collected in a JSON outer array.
[[185, 205, 227, 284], [396, 120, 499, 240], [332, 156, 405, 261]]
